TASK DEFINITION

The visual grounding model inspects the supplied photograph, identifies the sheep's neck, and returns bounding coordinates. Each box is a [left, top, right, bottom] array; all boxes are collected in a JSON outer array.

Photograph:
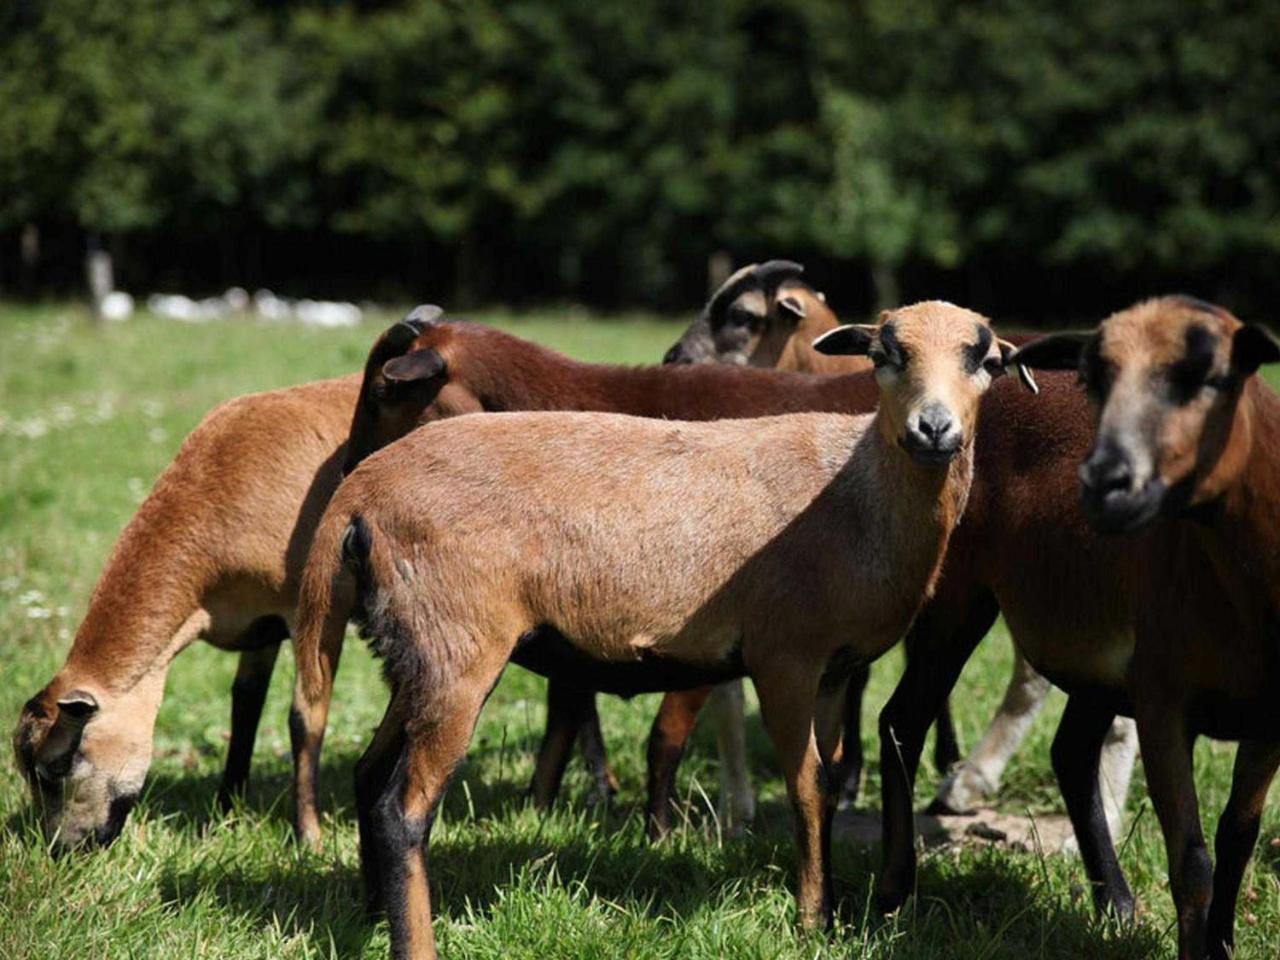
[[1192, 379, 1280, 613], [863, 410, 976, 608], [60, 485, 212, 699]]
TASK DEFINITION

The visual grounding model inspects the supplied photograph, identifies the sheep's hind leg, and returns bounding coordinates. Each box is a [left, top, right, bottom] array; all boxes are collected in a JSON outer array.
[[290, 592, 350, 849], [930, 647, 1051, 815], [710, 680, 755, 834], [361, 644, 511, 960], [218, 618, 287, 810], [528, 679, 610, 809], [833, 664, 869, 806], [574, 692, 619, 804], [645, 686, 714, 840]]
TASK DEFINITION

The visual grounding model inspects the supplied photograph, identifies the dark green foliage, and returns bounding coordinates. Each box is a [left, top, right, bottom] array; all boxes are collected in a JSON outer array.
[[1, 0, 1277, 315]]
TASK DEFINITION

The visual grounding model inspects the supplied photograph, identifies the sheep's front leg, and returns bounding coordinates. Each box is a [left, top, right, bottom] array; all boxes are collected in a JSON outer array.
[[1050, 695, 1133, 918], [1206, 739, 1280, 960], [754, 666, 831, 929], [219, 625, 286, 810], [1137, 704, 1210, 960], [878, 589, 998, 911], [645, 686, 713, 840]]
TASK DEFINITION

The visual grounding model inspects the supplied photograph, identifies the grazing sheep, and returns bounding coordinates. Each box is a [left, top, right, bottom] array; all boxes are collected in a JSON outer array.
[[1013, 297, 1280, 960], [12, 376, 360, 850], [292, 303, 1027, 957]]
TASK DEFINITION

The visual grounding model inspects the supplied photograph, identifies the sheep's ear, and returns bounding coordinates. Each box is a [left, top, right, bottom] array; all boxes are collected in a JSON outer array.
[[56, 691, 99, 723], [776, 293, 806, 321], [813, 324, 877, 356], [383, 348, 447, 384], [1231, 325, 1280, 375], [37, 691, 99, 771], [996, 338, 1039, 394], [1008, 332, 1092, 371]]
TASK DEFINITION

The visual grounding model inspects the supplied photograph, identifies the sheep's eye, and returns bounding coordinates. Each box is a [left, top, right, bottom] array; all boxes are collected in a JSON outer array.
[[1166, 325, 1221, 405], [982, 356, 1003, 377], [726, 306, 758, 329], [870, 348, 903, 371]]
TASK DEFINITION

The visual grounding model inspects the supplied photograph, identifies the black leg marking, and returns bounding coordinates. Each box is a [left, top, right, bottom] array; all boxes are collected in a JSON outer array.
[[1206, 740, 1280, 959], [1051, 695, 1134, 919], [528, 679, 596, 808], [878, 589, 998, 911], [574, 692, 616, 804]]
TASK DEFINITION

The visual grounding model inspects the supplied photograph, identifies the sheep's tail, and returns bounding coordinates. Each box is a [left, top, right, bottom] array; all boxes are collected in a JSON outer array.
[[295, 510, 371, 704]]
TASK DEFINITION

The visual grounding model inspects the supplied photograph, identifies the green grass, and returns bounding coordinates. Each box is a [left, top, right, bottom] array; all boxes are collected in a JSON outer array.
[[2, 303, 1278, 958]]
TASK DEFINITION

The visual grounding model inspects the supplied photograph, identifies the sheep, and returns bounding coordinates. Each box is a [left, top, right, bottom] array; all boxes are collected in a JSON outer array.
[[293, 297, 891, 847], [12, 375, 361, 851], [292, 302, 1027, 958], [666, 267, 1143, 864], [661, 260, 963, 810], [1012, 297, 1280, 960]]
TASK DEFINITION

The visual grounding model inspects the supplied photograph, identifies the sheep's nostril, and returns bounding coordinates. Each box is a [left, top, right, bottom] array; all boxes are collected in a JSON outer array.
[[1081, 449, 1133, 497], [915, 406, 955, 445]]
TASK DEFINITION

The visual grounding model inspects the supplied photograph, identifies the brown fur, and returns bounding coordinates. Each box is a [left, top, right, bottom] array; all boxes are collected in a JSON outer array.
[[295, 316, 892, 844], [12, 375, 359, 850], [1063, 298, 1280, 959], [307, 301, 1149, 925], [673, 282, 1157, 909], [294, 304, 1008, 954]]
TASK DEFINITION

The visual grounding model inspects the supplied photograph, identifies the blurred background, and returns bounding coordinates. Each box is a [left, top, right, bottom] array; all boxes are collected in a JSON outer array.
[[2, 0, 1278, 323]]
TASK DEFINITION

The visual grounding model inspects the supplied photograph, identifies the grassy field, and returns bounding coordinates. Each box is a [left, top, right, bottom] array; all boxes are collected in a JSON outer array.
[[1, 302, 1278, 959]]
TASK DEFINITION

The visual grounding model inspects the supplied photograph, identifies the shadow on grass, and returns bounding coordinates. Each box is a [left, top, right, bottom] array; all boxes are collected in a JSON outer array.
[[159, 856, 375, 957], [150, 775, 1167, 960]]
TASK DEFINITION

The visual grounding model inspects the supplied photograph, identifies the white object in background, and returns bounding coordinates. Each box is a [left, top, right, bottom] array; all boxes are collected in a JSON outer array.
[[223, 287, 250, 312], [99, 291, 134, 321], [295, 299, 362, 328], [253, 289, 294, 321]]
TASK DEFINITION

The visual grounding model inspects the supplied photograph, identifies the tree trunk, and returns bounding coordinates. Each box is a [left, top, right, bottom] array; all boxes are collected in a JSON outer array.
[[871, 259, 900, 313], [85, 233, 114, 326], [20, 222, 40, 296], [707, 250, 733, 295]]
